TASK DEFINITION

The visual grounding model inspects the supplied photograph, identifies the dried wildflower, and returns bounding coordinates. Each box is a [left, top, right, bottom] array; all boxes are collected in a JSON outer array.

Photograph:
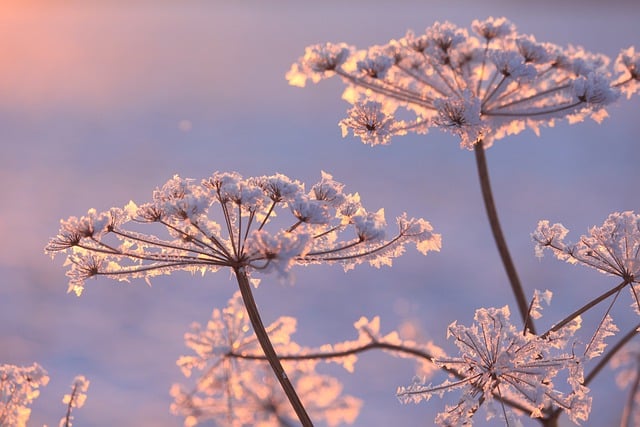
[[397, 306, 590, 425], [339, 102, 405, 146], [171, 291, 362, 427], [288, 17, 638, 148], [0, 363, 50, 427], [533, 211, 640, 284], [46, 171, 440, 295]]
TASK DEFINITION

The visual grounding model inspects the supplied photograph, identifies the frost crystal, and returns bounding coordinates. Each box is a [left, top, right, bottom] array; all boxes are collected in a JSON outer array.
[[47, 171, 441, 294], [397, 306, 590, 425], [288, 17, 638, 148]]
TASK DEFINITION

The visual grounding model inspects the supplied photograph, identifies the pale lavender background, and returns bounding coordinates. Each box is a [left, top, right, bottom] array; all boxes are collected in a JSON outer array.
[[1, 1, 639, 426]]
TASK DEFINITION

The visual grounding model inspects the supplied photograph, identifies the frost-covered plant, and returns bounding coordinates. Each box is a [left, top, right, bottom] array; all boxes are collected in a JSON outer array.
[[397, 305, 590, 426], [288, 17, 639, 149], [288, 16, 640, 338], [170, 291, 363, 427], [533, 212, 640, 319], [284, 15, 640, 427], [42, 14, 640, 427], [171, 291, 448, 426], [46, 170, 440, 425], [0, 363, 49, 427], [60, 376, 90, 427], [533, 211, 640, 285], [0, 365, 88, 427], [46, 171, 440, 296]]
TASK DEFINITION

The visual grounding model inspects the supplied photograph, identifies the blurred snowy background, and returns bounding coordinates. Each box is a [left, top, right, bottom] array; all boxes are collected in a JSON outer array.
[[1, 1, 639, 426]]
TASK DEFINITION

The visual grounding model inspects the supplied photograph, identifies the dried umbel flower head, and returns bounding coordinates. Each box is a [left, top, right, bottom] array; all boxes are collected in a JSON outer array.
[[397, 306, 590, 426], [533, 211, 640, 317], [533, 211, 640, 284], [288, 17, 639, 149], [171, 291, 362, 427], [46, 171, 441, 295], [0, 363, 50, 427]]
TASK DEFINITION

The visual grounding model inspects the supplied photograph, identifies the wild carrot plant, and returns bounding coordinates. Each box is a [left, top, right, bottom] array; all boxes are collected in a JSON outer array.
[[45, 171, 439, 426], [284, 16, 640, 427], [37, 15, 640, 427]]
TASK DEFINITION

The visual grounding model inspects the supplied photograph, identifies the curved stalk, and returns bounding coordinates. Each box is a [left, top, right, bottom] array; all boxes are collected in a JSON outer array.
[[474, 142, 533, 333], [234, 268, 313, 426]]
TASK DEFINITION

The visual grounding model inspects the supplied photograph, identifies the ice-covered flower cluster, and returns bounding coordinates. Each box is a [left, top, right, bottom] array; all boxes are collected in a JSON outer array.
[[46, 171, 441, 295], [533, 211, 640, 284], [0, 363, 49, 427], [171, 291, 362, 427], [397, 306, 590, 425], [288, 17, 640, 149]]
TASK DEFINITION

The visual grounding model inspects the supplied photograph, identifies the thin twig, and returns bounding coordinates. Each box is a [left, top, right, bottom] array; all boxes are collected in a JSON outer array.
[[541, 280, 629, 338]]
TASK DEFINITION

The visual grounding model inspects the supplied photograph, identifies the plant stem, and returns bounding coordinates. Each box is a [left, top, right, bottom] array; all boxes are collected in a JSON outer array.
[[542, 280, 629, 338], [474, 142, 533, 333], [229, 336, 532, 414], [234, 268, 313, 426]]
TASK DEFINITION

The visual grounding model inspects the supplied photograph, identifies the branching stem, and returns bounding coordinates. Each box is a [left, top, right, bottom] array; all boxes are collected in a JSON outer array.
[[234, 268, 313, 426]]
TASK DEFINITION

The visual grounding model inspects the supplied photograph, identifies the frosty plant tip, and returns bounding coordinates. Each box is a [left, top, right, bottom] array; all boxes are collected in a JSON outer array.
[[46, 170, 440, 426], [287, 17, 640, 148]]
